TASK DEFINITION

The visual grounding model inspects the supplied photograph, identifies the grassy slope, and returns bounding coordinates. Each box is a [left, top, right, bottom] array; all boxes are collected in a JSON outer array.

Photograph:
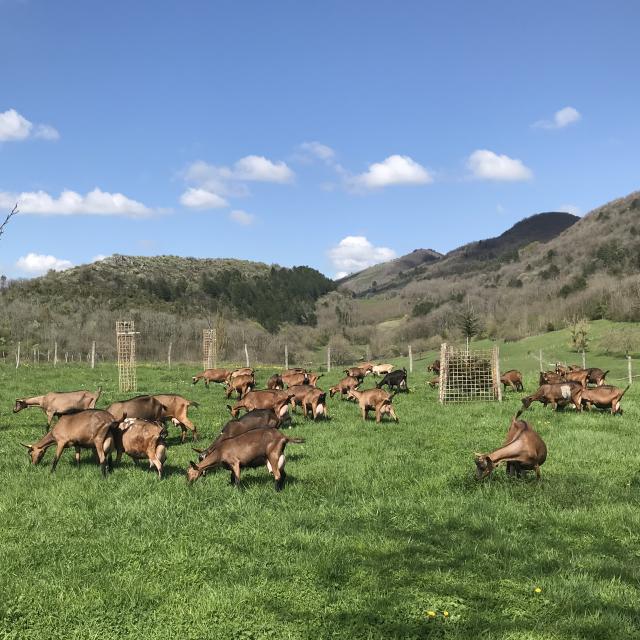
[[1, 328, 640, 639]]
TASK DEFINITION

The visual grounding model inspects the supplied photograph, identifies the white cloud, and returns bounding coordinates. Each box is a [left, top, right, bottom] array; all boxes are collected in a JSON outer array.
[[233, 155, 294, 183], [467, 149, 533, 181], [0, 108, 59, 142], [351, 155, 432, 190], [180, 187, 228, 210], [533, 106, 581, 130], [15, 253, 73, 275], [559, 203, 581, 216], [229, 209, 255, 226], [34, 124, 60, 140], [0, 188, 152, 217], [92, 254, 108, 262], [328, 236, 397, 277], [298, 141, 335, 162]]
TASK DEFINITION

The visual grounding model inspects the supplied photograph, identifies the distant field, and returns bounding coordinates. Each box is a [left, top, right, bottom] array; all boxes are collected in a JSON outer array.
[[1, 327, 640, 639]]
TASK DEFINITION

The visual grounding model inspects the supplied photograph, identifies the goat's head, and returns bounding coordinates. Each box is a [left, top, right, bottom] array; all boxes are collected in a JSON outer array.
[[13, 399, 28, 413], [186, 461, 202, 483], [21, 442, 46, 465], [474, 453, 494, 480]]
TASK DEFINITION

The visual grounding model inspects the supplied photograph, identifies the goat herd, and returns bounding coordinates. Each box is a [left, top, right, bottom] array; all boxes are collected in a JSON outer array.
[[13, 359, 627, 489]]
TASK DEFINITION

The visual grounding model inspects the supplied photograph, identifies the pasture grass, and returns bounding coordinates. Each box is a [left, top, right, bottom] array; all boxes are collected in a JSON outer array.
[[1, 346, 640, 638]]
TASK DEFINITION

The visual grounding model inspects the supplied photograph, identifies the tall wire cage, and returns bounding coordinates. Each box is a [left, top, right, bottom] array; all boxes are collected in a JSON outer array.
[[438, 343, 502, 404], [202, 329, 216, 370], [116, 321, 137, 392]]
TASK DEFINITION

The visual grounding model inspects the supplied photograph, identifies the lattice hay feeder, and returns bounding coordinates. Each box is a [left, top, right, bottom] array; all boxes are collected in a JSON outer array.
[[116, 320, 138, 393], [438, 343, 502, 404]]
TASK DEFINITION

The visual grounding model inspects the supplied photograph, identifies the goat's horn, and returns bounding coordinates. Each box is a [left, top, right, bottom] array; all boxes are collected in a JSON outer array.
[[20, 442, 32, 449]]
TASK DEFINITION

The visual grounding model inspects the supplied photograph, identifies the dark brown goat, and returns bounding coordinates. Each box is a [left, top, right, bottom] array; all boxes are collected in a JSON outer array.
[[427, 359, 441, 375], [152, 394, 199, 442], [580, 385, 629, 414], [586, 368, 609, 386], [114, 418, 167, 478], [186, 428, 304, 490], [228, 390, 293, 419], [106, 396, 167, 422], [14, 388, 102, 426], [191, 368, 231, 386], [500, 369, 524, 392], [522, 382, 583, 411], [267, 374, 284, 390], [194, 408, 283, 461], [474, 412, 547, 480], [347, 388, 398, 423], [21, 409, 118, 476], [329, 376, 361, 399]]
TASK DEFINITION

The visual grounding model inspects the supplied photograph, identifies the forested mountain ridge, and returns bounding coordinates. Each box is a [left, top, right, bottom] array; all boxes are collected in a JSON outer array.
[[1, 255, 335, 333]]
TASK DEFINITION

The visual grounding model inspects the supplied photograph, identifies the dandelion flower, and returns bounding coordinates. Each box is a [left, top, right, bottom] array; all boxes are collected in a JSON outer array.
[[426, 610, 436, 618], [443, 611, 449, 617], [534, 587, 542, 593]]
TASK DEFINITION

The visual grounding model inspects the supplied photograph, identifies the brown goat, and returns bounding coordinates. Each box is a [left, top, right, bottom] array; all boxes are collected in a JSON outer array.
[[194, 408, 284, 461], [186, 428, 304, 490], [228, 390, 293, 419], [282, 371, 309, 387], [227, 367, 255, 381], [580, 385, 629, 414], [267, 374, 284, 390], [427, 359, 441, 375], [501, 369, 524, 392], [474, 412, 547, 480], [344, 367, 370, 381], [14, 388, 102, 426], [302, 388, 328, 420], [427, 376, 440, 389], [288, 385, 314, 412], [114, 418, 167, 478], [191, 368, 231, 386], [522, 382, 583, 411], [586, 368, 609, 386], [347, 388, 398, 423], [152, 394, 199, 443], [563, 368, 590, 388], [281, 368, 307, 377], [21, 409, 118, 476], [224, 374, 255, 399], [106, 396, 167, 423], [539, 371, 564, 385], [329, 376, 361, 399]]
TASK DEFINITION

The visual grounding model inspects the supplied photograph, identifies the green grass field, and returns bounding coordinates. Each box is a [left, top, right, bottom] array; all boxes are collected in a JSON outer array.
[[1, 324, 640, 639]]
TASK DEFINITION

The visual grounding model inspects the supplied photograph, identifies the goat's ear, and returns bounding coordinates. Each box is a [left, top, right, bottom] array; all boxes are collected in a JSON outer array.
[[226, 405, 233, 413]]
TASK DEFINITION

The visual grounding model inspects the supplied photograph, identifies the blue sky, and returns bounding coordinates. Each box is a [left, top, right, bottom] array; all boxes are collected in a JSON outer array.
[[0, 0, 638, 278]]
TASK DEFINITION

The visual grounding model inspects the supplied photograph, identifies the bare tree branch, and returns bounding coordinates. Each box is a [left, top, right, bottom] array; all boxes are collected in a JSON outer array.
[[0, 203, 19, 241]]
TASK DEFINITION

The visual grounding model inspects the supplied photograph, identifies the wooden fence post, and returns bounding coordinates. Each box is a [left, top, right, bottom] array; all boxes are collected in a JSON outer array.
[[408, 345, 413, 373], [327, 346, 331, 372], [244, 344, 249, 368], [91, 341, 96, 369], [285, 344, 288, 370], [538, 350, 543, 372], [628, 356, 632, 385], [582, 349, 586, 369], [167, 342, 172, 368], [54, 342, 58, 366], [15, 342, 20, 369]]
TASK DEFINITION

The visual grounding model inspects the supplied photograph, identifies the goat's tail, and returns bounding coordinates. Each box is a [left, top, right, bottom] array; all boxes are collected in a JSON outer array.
[[620, 385, 631, 399], [286, 436, 305, 444], [189, 400, 200, 408]]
